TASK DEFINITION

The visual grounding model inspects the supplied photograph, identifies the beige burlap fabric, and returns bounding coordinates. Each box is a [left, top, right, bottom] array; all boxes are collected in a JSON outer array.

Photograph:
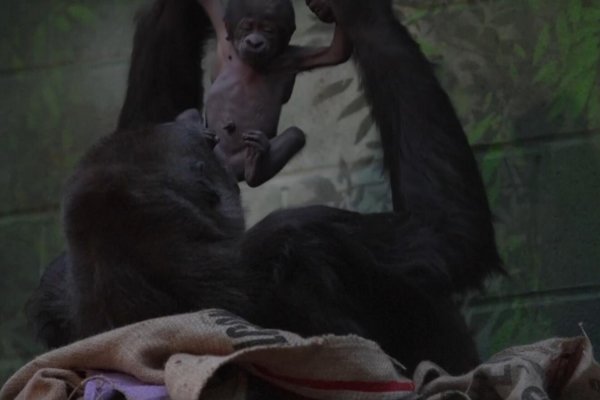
[[2, 308, 598, 400], [414, 336, 600, 400], [0, 309, 414, 400]]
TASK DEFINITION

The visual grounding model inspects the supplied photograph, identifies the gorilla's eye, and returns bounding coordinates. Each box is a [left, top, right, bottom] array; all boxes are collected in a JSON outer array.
[[239, 20, 253, 31]]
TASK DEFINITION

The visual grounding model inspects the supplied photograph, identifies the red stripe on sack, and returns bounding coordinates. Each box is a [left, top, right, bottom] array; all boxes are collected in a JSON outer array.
[[253, 365, 416, 393]]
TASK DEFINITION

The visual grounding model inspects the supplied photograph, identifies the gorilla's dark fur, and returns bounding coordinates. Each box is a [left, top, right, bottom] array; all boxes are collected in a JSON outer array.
[[27, 0, 502, 374]]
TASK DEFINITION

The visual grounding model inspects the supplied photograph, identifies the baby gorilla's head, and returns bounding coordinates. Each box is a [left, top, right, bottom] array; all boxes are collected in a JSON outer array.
[[224, 0, 296, 67]]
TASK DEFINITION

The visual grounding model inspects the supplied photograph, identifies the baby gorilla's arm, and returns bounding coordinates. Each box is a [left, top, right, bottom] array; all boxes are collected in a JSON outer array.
[[197, 0, 229, 75]]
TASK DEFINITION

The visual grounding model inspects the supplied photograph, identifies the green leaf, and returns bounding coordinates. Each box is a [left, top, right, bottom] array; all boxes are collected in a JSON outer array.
[[491, 7, 518, 26], [572, 25, 600, 41], [418, 40, 441, 59], [570, 72, 596, 116], [567, 0, 583, 24], [554, 14, 571, 59], [527, 0, 542, 11], [339, 95, 367, 120], [32, 26, 47, 63], [513, 44, 527, 60], [533, 25, 550, 65], [506, 234, 527, 252], [313, 78, 353, 105], [468, 113, 497, 143], [11, 55, 24, 70], [53, 15, 71, 32], [404, 9, 430, 26], [571, 38, 600, 73], [553, 39, 599, 95], [550, 71, 596, 121], [486, 177, 501, 208], [354, 114, 374, 145], [482, 92, 493, 111], [480, 153, 503, 185], [533, 60, 560, 85], [581, 8, 600, 23], [587, 89, 600, 127], [509, 62, 519, 83], [67, 4, 96, 25], [41, 84, 61, 122]]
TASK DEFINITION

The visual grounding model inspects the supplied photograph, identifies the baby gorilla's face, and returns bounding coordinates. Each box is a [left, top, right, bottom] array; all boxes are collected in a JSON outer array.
[[233, 18, 285, 67]]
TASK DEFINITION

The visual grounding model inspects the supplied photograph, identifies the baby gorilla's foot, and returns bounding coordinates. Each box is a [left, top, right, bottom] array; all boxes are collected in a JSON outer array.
[[243, 130, 271, 186]]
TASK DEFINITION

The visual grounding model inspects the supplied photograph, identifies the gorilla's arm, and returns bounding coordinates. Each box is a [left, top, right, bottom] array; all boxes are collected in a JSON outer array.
[[319, 0, 503, 290], [117, 0, 213, 130]]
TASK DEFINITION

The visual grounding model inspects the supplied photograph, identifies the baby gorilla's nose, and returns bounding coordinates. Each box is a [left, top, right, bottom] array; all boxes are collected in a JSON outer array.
[[245, 35, 266, 51]]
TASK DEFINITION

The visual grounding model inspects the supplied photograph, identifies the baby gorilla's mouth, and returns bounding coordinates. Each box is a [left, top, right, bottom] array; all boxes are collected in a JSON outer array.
[[240, 47, 273, 67]]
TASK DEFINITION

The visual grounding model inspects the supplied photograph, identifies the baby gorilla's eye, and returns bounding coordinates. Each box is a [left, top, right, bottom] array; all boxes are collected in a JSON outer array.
[[239, 19, 254, 31], [261, 25, 276, 35]]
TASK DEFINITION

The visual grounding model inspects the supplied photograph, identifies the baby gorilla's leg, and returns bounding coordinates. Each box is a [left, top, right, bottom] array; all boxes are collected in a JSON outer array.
[[244, 127, 306, 187]]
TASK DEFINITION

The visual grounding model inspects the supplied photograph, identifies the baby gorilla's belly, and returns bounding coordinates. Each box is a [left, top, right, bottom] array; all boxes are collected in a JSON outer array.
[[205, 79, 283, 156]]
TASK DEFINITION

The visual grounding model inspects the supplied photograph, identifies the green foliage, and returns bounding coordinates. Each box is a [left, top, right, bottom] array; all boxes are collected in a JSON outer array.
[[543, 0, 600, 125], [67, 4, 97, 24], [1, 2, 99, 69], [470, 302, 554, 357], [0, 0, 122, 383]]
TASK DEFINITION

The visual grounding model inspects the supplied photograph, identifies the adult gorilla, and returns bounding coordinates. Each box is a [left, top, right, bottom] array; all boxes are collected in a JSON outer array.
[[27, 0, 501, 374]]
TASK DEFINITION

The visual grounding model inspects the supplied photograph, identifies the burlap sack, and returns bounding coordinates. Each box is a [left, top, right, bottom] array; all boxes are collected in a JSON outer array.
[[0, 309, 414, 400], [414, 336, 600, 400], [3, 308, 598, 400]]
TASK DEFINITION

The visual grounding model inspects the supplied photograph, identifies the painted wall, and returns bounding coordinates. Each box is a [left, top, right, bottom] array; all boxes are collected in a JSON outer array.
[[1, 0, 599, 383]]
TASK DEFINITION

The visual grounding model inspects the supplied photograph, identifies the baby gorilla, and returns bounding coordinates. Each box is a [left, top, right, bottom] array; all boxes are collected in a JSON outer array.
[[199, 0, 352, 186]]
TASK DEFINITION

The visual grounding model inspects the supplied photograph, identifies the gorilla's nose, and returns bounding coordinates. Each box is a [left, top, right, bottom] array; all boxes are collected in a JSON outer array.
[[245, 36, 265, 51]]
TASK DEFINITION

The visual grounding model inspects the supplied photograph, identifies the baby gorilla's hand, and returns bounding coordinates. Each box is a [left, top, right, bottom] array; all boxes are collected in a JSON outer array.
[[306, 0, 335, 23], [243, 130, 271, 157], [201, 128, 219, 149]]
